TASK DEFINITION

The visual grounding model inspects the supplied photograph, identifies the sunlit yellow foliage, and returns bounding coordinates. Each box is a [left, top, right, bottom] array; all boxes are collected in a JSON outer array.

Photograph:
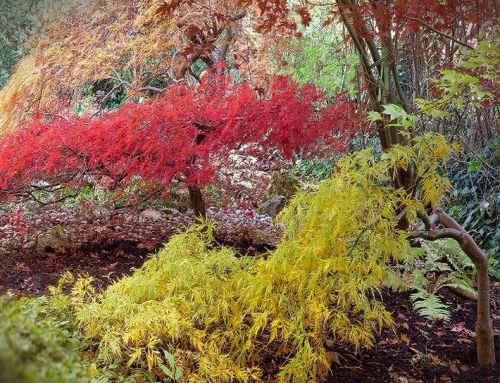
[[60, 133, 455, 382]]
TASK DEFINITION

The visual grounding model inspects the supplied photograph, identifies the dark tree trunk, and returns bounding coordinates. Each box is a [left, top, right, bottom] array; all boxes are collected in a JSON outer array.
[[188, 186, 206, 219]]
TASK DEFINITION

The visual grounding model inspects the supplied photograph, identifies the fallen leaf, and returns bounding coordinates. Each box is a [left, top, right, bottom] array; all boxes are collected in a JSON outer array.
[[437, 375, 452, 383], [389, 337, 401, 345], [399, 322, 409, 330], [400, 333, 410, 345], [435, 330, 447, 337], [326, 351, 340, 365], [428, 354, 446, 366], [14, 262, 29, 272], [437, 343, 454, 348], [137, 240, 156, 250], [101, 262, 118, 271], [448, 360, 461, 374], [459, 364, 470, 372], [451, 322, 475, 337]]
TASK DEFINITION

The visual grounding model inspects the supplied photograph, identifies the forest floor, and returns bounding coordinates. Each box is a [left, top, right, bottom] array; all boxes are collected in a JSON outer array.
[[0, 207, 498, 383]]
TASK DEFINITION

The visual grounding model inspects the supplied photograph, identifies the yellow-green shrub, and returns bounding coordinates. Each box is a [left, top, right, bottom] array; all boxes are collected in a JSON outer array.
[[65, 133, 455, 382]]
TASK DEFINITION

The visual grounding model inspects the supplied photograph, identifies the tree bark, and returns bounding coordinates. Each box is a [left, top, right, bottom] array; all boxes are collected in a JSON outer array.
[[409, 209, 496, 366], [437, 209, 495, 366], [188, 185, 206, 219]]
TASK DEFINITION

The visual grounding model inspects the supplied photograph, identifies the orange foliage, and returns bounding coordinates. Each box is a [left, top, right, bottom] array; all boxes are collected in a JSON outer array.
[[0, 0, 287, 133]]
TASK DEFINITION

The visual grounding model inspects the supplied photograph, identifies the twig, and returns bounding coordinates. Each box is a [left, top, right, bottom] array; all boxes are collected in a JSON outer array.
[[406, 17, 473, 50]]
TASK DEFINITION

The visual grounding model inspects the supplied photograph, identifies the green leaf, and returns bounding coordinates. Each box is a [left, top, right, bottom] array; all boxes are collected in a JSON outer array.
[[163, 350, 175, 368], [160, 364, 174, 380], [367, 110, 382, 122], [174, 367, 181, 380], [467, 160, 482, 173], [382, 104, 406, 121]]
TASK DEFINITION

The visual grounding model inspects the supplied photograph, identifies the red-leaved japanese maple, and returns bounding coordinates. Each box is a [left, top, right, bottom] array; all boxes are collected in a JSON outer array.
[[0, 73, 366, 216]]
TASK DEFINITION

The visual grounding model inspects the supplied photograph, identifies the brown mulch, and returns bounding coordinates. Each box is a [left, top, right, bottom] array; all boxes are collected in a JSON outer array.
[[0, 205, 280, 294], [0, 207, 181, 294], [328, 288, 499, 382], [0, 206, 497, 382]]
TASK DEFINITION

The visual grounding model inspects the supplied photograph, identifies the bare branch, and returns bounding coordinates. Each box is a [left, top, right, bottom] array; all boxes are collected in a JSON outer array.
[[406, 16, 474, 49]]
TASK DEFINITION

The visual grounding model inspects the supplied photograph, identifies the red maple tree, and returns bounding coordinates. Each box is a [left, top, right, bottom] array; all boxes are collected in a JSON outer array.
[[0, 73, 366, 216]]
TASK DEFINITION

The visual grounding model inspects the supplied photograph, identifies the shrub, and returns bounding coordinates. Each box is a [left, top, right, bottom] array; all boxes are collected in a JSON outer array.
[[0, 294, 87, 383], [69, 217, 399, 382], [65, 135, 452, 382], [19, 132, 452, 382]]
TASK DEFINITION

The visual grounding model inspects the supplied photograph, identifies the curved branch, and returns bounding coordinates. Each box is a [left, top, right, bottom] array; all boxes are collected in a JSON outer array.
[[408, 227, 462, 241]]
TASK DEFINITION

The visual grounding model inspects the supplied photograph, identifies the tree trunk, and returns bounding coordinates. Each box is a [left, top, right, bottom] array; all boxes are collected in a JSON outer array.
[[188, 186, 206, 219], [410, 209, 496, 366], [338, 0, 495, 367], [436, 209, 496, 366]]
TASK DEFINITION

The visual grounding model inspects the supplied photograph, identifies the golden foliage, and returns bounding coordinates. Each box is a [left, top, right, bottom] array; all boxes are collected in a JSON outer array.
[[53, 133, 455, 382]]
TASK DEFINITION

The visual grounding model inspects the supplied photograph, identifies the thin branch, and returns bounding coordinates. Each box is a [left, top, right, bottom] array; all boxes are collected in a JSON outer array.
[[140, 85, 167, 93], [458, 134, 500, 181], [406, 17, 474, 49]]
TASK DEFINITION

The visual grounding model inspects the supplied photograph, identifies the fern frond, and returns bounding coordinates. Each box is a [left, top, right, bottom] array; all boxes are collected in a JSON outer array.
[[410, 290, 450, 321]]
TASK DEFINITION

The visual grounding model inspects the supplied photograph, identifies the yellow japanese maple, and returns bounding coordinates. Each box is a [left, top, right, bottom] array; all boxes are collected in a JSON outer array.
[[55, 133, 455, 382]]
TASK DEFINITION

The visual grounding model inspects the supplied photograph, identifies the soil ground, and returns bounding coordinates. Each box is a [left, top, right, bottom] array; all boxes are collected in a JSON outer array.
[[0, 207, 498, 383]]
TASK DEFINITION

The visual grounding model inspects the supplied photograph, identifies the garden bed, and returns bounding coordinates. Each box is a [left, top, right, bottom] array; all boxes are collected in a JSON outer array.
[[0, 207, 497, 382]]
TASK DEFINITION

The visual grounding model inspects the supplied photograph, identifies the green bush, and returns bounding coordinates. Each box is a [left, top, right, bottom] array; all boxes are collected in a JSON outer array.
[[445, 137, 500, 278], [0, 294, 87, 383]]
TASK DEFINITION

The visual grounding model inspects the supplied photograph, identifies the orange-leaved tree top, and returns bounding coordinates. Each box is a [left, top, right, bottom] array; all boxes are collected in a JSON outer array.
[[0, 0, 292, 133]]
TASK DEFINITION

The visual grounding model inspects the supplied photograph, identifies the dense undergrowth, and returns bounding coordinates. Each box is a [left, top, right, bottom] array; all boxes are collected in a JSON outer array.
[[446, 137, 500, 277], [0, 294, 87, 383]]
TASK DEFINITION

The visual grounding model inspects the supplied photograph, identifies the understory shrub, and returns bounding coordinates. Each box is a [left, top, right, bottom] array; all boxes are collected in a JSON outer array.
[[0, 294, 87, 383], [62, 133, 453, 382], [445, 137, 500, 278], [67, 220, 398, 382]]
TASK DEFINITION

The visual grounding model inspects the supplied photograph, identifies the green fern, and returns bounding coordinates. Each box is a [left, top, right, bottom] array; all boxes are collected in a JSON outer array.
[[410, 290, 451, 321], [436, 272, 477, 297], [407, 239, 477, 321], [421, 238, 475, 272]]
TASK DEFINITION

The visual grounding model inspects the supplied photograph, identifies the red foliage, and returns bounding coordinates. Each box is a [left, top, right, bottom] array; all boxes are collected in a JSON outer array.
[[0, 74, 367, 201]]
